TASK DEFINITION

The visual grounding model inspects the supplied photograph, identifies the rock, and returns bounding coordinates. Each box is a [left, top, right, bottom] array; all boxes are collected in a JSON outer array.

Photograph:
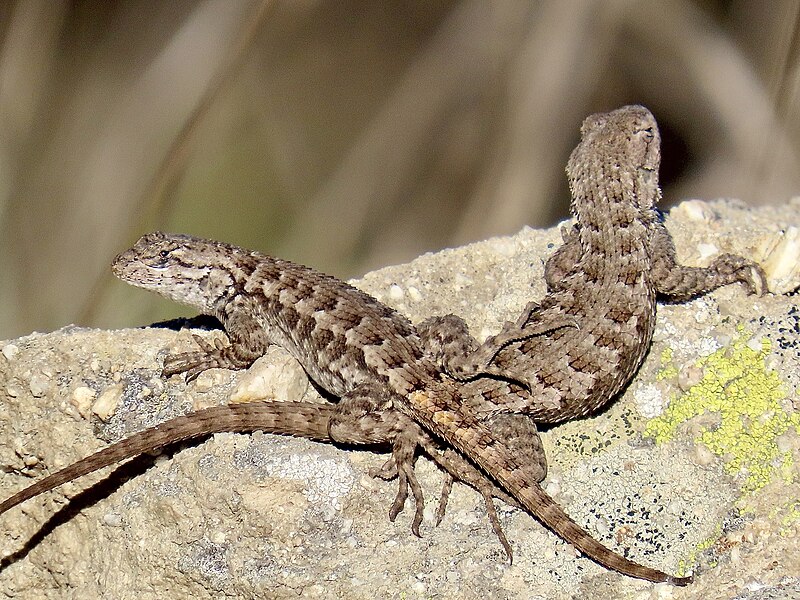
[[0, 199, 798, 599]]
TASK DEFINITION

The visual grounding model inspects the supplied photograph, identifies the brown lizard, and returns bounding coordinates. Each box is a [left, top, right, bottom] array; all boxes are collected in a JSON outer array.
[[0, 105, 765, 586], [372, 104, 765, 583], [439, 105, 767, 424], [1, 234, 540, 564]]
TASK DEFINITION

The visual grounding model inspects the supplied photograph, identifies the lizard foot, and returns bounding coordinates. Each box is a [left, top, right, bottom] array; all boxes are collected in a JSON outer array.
[[371, 437, 516, 560], [426, 445, 515, 561], [162, 334, 251, 381], [710, 253, 768, 295], [369, 430, 426, 537], [444, 310, 579, 388]]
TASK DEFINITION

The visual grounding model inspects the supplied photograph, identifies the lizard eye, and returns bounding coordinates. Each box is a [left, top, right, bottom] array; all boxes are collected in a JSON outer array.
[[148, 249, 172, 267], [637, 127, 654, 142]]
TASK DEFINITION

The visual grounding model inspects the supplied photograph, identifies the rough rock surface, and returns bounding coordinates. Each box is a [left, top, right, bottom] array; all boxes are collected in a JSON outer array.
[[1, 199, 799, 600]]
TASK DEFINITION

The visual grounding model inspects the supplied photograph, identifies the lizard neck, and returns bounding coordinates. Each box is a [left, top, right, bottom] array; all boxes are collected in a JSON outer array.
[[209, 254, 260, 319], [571, 189, 655, 283]]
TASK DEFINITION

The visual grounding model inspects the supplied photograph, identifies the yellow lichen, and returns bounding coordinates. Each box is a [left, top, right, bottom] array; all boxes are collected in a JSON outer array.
[[656, 347, 678, 381], [681, 524, 722, 572], [645, 335, 800, 492]]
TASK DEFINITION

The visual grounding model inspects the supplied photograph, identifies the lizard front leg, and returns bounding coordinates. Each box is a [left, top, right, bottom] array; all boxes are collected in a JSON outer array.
[[417, 313, 576, 389], [162, 333, 256, 381], [460, 222, 582, 377], [415, 314, 549, 492], [649, 221, 767, 299]]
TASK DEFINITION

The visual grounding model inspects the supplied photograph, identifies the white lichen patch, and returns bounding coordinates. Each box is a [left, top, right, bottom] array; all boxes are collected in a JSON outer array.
[[557, 443, 732, 576], [633, 382, 667, 418], [263, 454, 355, 512]]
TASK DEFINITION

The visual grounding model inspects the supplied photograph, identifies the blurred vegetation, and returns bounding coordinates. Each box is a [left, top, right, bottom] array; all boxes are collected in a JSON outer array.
[[0, 0, 798, 338]]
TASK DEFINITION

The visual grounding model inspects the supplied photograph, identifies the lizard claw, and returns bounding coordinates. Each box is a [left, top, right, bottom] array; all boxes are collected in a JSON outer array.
[[434, 471, 514, 561], [369, 457, 399, 481], [434, 474, 454, 526], [478, 488, 513, 562], [421, 443, 518, 562]]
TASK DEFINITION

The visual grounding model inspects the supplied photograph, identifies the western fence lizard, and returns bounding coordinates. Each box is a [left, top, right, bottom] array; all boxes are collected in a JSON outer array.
[[439, 105, 767, 423], [0, 105, 766, 586]]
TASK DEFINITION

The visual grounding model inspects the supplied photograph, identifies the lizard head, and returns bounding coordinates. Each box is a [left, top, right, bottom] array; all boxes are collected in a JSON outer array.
[[111, 232, 253, 315], [566, 105, 662, 218]]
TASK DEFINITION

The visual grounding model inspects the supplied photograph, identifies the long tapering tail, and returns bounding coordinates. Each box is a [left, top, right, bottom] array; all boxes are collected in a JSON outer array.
[[0, 402, 333, 516]]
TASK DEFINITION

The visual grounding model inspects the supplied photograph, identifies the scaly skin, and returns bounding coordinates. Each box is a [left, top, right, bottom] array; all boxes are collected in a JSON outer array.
[[0, 403, 334, 515], [447, 105, 766, 423]]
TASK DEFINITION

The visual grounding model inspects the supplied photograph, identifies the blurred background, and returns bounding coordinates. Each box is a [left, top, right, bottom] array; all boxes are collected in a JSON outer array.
[[0, 0, 798, 338]]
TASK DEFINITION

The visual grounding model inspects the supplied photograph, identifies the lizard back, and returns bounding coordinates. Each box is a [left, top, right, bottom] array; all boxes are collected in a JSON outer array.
[[488, 106, 662, 422]]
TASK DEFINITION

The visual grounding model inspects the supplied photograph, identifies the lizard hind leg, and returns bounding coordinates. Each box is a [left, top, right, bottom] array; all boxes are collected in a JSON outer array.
[[426, 413, 547, 562], [368, 422, 523, 560], [417, 311, 577, 389], [327, 383, 430, 537], [327, 382, 548, 560], [424, 445, 518, 561], [371, 429, 427, 536]]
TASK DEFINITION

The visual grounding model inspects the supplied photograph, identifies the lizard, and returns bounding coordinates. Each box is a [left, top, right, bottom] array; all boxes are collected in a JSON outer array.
[[0, 234, 551, 562], [0, 105, 766, 586], [374, 104, 765, 581], [436, 105, 767, 425]]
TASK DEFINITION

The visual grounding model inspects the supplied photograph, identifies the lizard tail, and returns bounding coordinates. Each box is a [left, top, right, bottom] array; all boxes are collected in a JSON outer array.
[[403, 389, 691, 584], [0, 402, 334, 517], [516, 480, 693, 585]]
